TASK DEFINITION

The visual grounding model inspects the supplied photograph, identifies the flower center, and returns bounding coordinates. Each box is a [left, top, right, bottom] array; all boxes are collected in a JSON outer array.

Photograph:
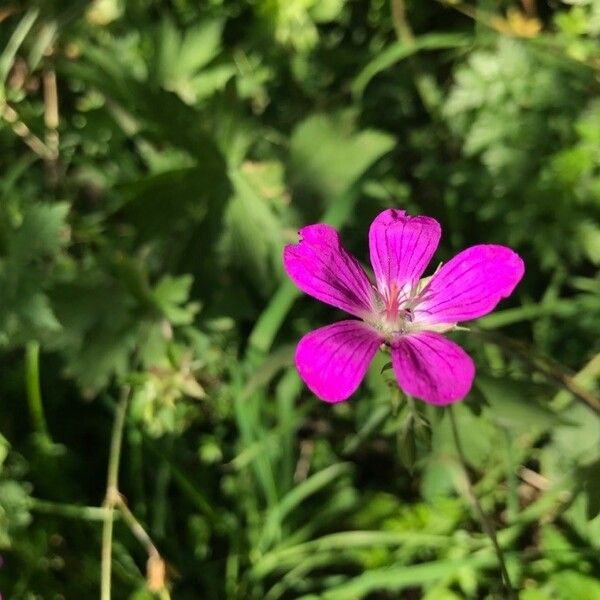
[[368, 282, 416, 338], [367, 277, 457, 340], [383, 282, 402, 321]]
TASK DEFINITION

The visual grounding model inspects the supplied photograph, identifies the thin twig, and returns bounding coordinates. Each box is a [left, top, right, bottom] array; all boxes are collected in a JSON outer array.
[[114, 495, 170, 597], [101, 387, 130, 600], [449, 407, 516, 598], [115, 495, 159, 557], [390, 0, 414, 43], [100, 387, 170, 598]]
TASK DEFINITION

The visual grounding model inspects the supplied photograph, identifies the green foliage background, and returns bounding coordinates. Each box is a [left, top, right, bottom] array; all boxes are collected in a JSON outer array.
[[0, 0, 599, 598]]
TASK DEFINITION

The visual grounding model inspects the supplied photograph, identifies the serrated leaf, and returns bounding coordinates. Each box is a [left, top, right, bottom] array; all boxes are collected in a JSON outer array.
[[153, 274, 198, 325], [6, 202, 70, 264], [116, 164, 230, 241], [220, 168, 284, 295], [152, 18, 226, 103]]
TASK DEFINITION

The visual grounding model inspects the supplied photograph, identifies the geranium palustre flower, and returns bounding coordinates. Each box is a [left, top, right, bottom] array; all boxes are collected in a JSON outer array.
[[283, 209, 524, 405]]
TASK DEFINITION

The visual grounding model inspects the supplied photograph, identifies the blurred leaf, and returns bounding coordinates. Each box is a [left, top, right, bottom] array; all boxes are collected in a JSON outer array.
[[353, 32, 472, 98], [260, 463, 352, 550], [576, 459, 600, 519], [289, 113, 394, 211], [549, 570, 600, 599], [4, 202, 69, 266], [117, 164, 230, 241], [0, 7, 39, 88], [0, 480, 32, 548], [578, 221, 600, 264], [149, 18, 227, 103], [476, 375, 562, 434], [49, 278, 140, 391], [219, 167, 284, 295], [152, 274, 198, 325], [429, 403, 497, 470], [398, 414, 416, 473], [319, 553, 497, 599], [0, 202, 70, 344]]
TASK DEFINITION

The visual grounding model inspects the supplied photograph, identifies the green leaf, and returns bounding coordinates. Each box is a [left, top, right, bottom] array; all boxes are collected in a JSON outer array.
[[476, 375, 561, 434], [246, 179, 366, 359], [398, 414, 417, 473], [152, 274, 198, 325], [0, 480, 32, 548], [578, 220, 600, 264], [318, 554, 497, 599], [151, 18, 226, 103], [576, 459, 600, 519], [219, 168, 284, 295], [0, 7, 39, 89], [549, 570, 600, 600], [352, 33, 472, 99], [0, 202, 70, 343], [260, 463, 352, 551], [6, 202, 70, 265], [116, 165, 230, 241], [289, 112, 394, 209]]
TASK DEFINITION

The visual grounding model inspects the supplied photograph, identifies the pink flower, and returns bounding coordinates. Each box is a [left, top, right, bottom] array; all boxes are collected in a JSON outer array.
[[283, 209, 524, 405]]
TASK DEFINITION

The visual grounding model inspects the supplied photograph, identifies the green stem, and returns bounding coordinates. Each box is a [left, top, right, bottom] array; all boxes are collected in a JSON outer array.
[[503, 429, 519, 522], [29, 498, 114, 522], [25, 340, 52, 443], [101, 387, 130, 600], [449, 407, 516, 598]]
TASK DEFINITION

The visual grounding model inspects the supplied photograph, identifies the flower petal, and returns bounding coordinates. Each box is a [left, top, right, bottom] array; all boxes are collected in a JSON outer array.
[[369, 209, 441, 295], [391, 332, 475, 405], [415, 244, 525, 324], [284, 224, 376, 318], [296, 320, 382, 403]]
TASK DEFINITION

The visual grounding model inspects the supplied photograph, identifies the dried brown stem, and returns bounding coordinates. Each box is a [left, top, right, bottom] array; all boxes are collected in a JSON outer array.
[[1, 100, 56, 160], [43, 65, 60, 185]]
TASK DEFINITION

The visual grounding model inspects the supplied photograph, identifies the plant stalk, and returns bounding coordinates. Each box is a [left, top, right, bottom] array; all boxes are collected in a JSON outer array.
[[100, 387, 130, 600], [25, 340, 52, 444], [449, 407, 516, 598]]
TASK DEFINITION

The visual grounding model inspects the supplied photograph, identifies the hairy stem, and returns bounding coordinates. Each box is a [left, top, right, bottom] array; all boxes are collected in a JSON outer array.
[[449, 407, 516, 598]]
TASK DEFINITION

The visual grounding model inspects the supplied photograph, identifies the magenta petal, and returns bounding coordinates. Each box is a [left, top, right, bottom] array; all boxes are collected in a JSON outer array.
[[415, 244, 525, 324], [284, 224, 376, 318], [296, 320, 382, 403], [391, 332, 475, 405], [368, 209, 441, 295]]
